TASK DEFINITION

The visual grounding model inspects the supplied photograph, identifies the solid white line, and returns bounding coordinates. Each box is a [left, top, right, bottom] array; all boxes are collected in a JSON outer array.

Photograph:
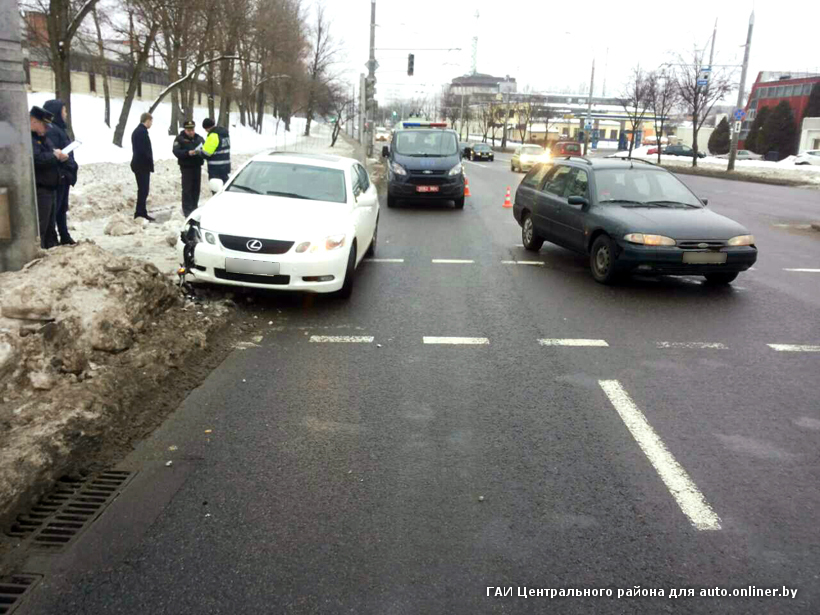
[[599, 380, 722, 531], [767, 344, 820, 352], [365, 258, 404, 263], [423, 337, 489, 345], [309, 336, 374, 343], [783, 268, 820, 273], [464, 160, 487, 168], [538, 338, 609, 347], [657, 342, 728, 349], [432, 259, 474, 264], [501, 260, 544, 266]]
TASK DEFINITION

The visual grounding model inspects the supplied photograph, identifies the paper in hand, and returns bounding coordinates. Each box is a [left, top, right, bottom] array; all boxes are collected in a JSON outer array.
[[62, 141, 82, 155]]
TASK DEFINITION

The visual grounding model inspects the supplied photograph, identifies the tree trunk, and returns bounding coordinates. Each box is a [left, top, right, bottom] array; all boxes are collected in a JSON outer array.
[[207, 64, 216, 118], [692, 111, 699, 167], [331, 121, 340, 147], [46, 0, 73, 138], [304, 92, 314, 137], [627, 125, 635, 159], [113, 21, 160, 148], [92, 7, 110, 128]]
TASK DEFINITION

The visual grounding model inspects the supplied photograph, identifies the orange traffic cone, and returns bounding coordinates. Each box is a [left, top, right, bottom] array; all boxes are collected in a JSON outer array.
[[503, 186, 513, 208], [464, 177, 472, 197]]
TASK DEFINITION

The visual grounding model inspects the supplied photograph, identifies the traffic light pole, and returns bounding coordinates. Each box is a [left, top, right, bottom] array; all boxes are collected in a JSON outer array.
[[366, 0, 376, 157], [728, 11, 754, 172]]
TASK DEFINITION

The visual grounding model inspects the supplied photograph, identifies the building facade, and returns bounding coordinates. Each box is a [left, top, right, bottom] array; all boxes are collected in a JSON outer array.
[[739, 71, 819, 147]]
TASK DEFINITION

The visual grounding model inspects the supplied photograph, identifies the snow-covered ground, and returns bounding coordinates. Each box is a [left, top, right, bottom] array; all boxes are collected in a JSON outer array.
[[27, 91, 360, 274], [607, 145, 820, 186]]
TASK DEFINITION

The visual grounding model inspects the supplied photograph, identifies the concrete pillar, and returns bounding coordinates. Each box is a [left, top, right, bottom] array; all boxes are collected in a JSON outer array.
[[0, 0, 40, 272]]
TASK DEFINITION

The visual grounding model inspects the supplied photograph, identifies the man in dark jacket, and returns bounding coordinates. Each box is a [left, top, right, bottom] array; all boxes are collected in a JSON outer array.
[[43, 99, 78, 246], [130, 112, 155, 221], [201, 117, 231, 184], [172, 120, 205, 217], [30, 106, 68, 249]]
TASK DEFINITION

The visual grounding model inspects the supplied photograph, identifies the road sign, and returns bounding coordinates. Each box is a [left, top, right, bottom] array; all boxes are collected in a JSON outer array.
[[734, 121, 742, 133], [734, 109, 746, 121], [697, 67, 711, 87]]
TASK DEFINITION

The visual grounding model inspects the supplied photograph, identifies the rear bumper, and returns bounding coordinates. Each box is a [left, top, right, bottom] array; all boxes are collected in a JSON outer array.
[[614, 241, 758, 275]]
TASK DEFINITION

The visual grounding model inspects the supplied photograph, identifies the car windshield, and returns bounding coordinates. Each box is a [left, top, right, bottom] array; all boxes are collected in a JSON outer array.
[[595, 168, 702, 208], [227, 161, 347, 204], [394, 131, 458, 156], [522, 146, 545, 155], [474, 144, 490, 152]]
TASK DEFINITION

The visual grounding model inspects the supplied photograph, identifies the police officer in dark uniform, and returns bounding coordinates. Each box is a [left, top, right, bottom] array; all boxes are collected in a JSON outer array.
[[30, 106, 68, 248], [201, 117, 231, 185], [172, 120, 205, 217]]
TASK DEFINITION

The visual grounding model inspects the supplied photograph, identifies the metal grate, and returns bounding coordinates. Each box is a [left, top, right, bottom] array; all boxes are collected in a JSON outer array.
[[0, 574, 42, 615], [6, 471, 133, 550]]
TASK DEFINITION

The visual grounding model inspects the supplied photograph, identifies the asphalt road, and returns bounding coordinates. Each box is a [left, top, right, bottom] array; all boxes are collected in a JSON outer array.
[[17, 160, 820, 614]]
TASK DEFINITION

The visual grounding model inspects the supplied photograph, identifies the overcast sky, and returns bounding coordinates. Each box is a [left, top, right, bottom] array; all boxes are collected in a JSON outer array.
[[322, 0, 820, 105]]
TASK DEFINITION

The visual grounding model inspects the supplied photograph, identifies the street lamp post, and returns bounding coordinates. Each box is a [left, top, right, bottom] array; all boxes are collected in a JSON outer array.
[[728, 11, 754, 172]]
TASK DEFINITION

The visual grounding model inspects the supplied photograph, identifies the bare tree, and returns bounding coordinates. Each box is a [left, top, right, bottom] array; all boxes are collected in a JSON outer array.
[[303, 5, 340, 137], [326, 82, 356, 147], [619, 66, 651, 159], [673, 48, 735, 166], [90, 5, 111, 127], [517, 102, 534, 144], [647, 69, 679, 164], [533, 104, 555, 147]]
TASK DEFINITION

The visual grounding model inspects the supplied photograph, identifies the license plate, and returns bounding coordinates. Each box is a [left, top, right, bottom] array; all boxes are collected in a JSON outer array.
[[682, 252, 727, 265], [416, 185, 440, 193], [226, 257, 280, 275]]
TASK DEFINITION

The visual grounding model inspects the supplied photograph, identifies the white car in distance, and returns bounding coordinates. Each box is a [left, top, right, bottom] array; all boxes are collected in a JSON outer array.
[[178, 153, 379, 298], [795, 150, 820, 166]]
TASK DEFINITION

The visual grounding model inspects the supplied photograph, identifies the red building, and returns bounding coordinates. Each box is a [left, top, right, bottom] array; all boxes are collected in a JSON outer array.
[[739, 72, 819, 148]]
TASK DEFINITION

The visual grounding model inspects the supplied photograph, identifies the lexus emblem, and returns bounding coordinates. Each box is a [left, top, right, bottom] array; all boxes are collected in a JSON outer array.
[[246, 239, 263, 252]]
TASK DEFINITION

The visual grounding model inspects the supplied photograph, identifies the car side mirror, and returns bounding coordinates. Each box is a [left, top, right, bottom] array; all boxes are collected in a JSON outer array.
[[208, 178, 224, 194], [701, 198, 708, 206], [567, 195, 588, 207], [382, 146, 389, 158]]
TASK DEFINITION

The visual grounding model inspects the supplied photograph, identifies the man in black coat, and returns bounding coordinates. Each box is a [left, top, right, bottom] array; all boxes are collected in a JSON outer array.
[[130, 112, 155, 222], [172, 120, 205, 217], [30, 106, 68, 249], [43, 99, 78, 246]]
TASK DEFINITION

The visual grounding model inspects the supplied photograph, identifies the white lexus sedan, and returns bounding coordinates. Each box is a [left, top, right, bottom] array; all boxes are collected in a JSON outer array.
[[177, 152, 379, 298]]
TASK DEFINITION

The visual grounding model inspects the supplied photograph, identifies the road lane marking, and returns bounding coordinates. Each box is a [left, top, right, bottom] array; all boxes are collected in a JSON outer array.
[[423, 337, 489, 345], [310, 336, 374, 343], [365, 258, 404, 263], [501, 260, 544, 266], [767, 344, 820, 352], [538, 338, 609, 347], [598, 380, 722, 531], [432, 259, 474, 264], [657, 342, 728, 349], [783, 268, 820, 273], [464, 160, 487, 168]]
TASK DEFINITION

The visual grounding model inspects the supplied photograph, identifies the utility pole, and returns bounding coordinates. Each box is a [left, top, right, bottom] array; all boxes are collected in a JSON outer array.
[[0, 0, 40, 271], [365, 0, 377, 157], [728, 11, 754, 172], [459, 93, 465, 139], [359, 73, 366, 144], [501, 90, 510, 148], [583, 58, 595, 156]]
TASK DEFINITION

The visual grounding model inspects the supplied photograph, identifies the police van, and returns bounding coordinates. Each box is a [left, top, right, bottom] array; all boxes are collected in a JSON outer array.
[[382, 122, 465, 209]]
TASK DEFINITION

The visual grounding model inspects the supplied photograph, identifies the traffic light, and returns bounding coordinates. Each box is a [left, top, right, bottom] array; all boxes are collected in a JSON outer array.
[[365, 77, 376, 110], [407, 53, 414, 77]]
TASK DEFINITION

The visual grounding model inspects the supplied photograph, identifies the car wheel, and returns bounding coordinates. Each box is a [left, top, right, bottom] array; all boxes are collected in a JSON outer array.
[[335, 244, 356, 299], [365, 218, 378, 257], [590, 235, 620, 284], [521, 213, 544, 251], [454, 196, 465, 209], [703, 272, 738, 285], [387, 193, 397, 208], [490, 156, 494, 162]]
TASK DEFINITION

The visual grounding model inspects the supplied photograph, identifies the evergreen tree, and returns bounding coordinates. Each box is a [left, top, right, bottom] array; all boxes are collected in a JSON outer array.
[[759, 101, 797, 159], [744, 105, 770, 153], [708, 117, 731, 154]]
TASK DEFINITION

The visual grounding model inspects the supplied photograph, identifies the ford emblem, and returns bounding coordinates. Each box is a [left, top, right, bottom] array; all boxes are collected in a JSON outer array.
[[247, 239, 263, 252], [697, 242, 708, 248]]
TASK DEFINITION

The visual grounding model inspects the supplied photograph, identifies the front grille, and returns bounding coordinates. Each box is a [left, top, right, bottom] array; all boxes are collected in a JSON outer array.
[[408, 176, 448, 186], [409, 169, 446, 176], [677, 240, 726, 250], [218, 234, 294, 255], [214, 269, 290, 285]]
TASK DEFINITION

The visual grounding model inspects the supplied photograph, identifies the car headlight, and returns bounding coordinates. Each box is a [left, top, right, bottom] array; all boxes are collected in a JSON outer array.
[[324, 234, 346, 251], [624, 233, 676, 246], [448, 163, 463, 176], [727, 234, 755, 246], [390, 161, 407, 176], [202, 230, 217, 245]]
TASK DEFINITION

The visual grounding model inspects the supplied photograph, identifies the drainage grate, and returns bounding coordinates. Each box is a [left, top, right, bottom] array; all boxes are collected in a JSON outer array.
[[6, 471, 134, 550], [0, 574, 41, 615]]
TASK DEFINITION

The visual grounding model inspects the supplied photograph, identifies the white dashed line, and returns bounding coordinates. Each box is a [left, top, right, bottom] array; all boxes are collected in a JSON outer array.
[[423, 337, 489, 345], [599, 379, 722, 531], [767, 344, 820, 352], [783, 268, 820, 273], [309, 336, 374, 343], [365, 258, 404, 263], [657, 342, 728, 349], [538, 338, 609, 347], [501, 260, 544, 266], [432, 259, 474, 264]]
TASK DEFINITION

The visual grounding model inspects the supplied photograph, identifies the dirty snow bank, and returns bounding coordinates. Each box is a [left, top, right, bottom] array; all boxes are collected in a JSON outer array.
[[0, 243, 230, 527]]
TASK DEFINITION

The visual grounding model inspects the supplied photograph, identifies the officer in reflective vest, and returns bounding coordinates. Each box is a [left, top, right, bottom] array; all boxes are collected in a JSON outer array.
[[201, 117, 231, 183]]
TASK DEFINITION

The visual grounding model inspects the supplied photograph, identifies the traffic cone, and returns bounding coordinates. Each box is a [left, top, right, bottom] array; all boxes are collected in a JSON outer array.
[[503, 186, 512, 208], [464, 177, 472, 197]]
